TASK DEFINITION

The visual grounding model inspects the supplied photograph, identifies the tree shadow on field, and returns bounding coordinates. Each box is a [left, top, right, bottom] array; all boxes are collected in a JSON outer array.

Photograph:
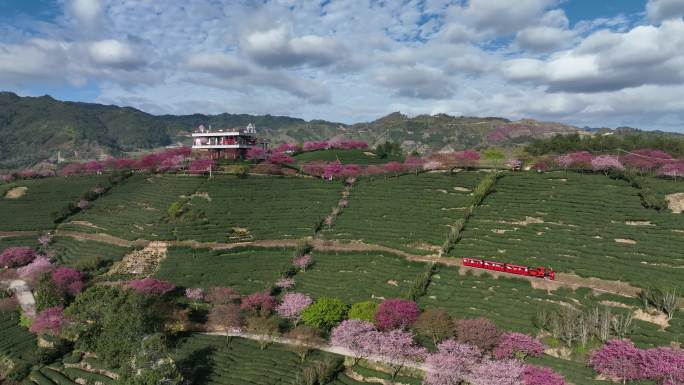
[[178, 346, 215, 384]]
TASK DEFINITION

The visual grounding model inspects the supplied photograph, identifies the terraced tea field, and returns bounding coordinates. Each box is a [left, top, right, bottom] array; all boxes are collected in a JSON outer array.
[[0, 310, 37, 367], [0, 176, 107, 231], [452, 172, 684, 291], [419, 266, 684, 347], [155, 247, 293, 293], [295, 250, 427, 303], [169, 176, 341, 242], [50, 236, 131, 270], [61, 174, 204, 239], [324, 172, 483, 254], [173, 334, 366, 385]]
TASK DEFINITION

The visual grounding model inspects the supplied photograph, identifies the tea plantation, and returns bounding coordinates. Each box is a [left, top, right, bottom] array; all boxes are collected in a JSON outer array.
[[0, 176, 107, 231], [324, 172, 483, 254], [155, 246, 294, 293], [451, 172, 684, 291], [0, 310, 37, 369]]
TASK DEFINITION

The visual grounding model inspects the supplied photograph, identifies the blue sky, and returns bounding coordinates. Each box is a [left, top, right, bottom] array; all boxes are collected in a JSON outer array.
[[1, 0, 684, 132]]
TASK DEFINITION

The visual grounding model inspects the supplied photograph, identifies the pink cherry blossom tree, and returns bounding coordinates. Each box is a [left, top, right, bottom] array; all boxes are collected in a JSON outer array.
[[268, 152, 294, 165], [494, 332, 545, 360], [276, 292, 313, 325], [403, 156, 425, 175], [467, 359, 525, 385], [589, 339, 642, 384], [302, 161, 326, 177], [375, 298, 420, 330], [303, 140, 329, 151], [424, 339, 482, 385], [293, 255, 312, 271], [591, 155, 624, 173], [52, 267, 85, 296], [188, 159, 215, 174], [240, 291, 277, 316], [59, 163, 84, 177], [330, 320, 379, 365], [128, 278, 176, 295], [30, 306, 68, 336], [0, 247, 37, 267], [456, 318, 501, 351], [246, 147, 268, 160], [640, 346, 684, 385], [382, 161, 405, 177], [374, 329, 427, 379], [323, 161, 344, 180], [623, 149, 673, 171], [363, 165, 385, 179], [523, 365, 567, 385], [272, 143, 301, 153], [658, 161, 684, 180], [17, 256, 53, 282]]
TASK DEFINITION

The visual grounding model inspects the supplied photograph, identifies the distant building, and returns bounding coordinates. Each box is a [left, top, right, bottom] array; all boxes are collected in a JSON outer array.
[[191, 123, 268, 160]]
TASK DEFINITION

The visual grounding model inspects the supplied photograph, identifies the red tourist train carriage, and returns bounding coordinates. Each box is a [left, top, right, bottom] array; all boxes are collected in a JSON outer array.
[[462, 258, 555, 280]]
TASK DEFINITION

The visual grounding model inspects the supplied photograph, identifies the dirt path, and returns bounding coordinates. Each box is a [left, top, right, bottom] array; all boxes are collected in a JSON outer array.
[[5, 229, 668, 304], [201, 330, 426, 371], [0, 231, 40, 238], [0, 279, 36, 317]]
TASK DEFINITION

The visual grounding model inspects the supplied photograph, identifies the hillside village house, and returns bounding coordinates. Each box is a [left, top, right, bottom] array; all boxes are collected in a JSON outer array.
[[191, 123, 268, 160]]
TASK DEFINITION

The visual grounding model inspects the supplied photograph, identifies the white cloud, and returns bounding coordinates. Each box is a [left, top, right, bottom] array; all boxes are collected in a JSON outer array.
[[647, 0, 684, 23], [88, 40, 144, 69], [242, 25, 348, 68], [504, 19, 684, 92], [1, 0, 684, 133]]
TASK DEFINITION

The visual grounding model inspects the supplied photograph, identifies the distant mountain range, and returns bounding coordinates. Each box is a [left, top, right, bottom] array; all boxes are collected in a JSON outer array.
[[0, 91, 674, 170]]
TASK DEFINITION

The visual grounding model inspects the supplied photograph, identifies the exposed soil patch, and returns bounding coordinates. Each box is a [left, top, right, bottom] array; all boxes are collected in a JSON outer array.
[[495, 216, 545, 226], [4, 186, 27, 199], [452, 186, 471, 192], [109, 241, 168, 276], [599, 300, 632, 309], [409, 242, 442, 253], [615, 238, 637, 245], [188, 192, 211, 201], [67, 221, 107, 230], [633, 309, 670, 329], [625, 220, 654, 226], [665, 192, 684, 213]]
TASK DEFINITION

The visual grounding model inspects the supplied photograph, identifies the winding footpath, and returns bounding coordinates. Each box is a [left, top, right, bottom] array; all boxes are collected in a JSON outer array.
[[202, 330, 426, 372], [0, 279, 36, 317]]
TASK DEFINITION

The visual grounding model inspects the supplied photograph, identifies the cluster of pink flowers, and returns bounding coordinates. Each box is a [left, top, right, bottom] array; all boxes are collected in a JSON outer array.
[[52, 267, 85, 296], [128, 278, 176, 295], [30, 307, 68, 336], [272, 143, 302, 153], [17, 256, 53, 281], [240, 291, 277, 315], [76, 199, 91, 210], [523, 365, 567, 385], [188, 158, 215, 174], [589, 339, 684, 385], [275, 292, 312, 322], [0, 247, 37, 267], [493, 332, 545, 360], [553, 149, 683, 177], [374, 298, 420, 330], [57, 147, 193, 177], [302, 158, 427, 180], [424, 339, 482, 385], [292, 255, 312, 271], [185, 287, 205, 301]]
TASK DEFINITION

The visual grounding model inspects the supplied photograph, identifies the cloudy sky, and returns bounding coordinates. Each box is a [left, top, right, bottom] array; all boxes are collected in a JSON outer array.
[[1, 0, 684, 131]]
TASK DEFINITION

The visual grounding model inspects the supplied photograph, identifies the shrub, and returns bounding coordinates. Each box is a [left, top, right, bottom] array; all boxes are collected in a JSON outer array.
[[588, 339, 642, 383], [348, 301, 378, 322], [375, 298, 420, 330], [301, 297, 348, 331], [456, 318, 501, 352], [494, 332, 544, 360], [415, 308, 454, 345], [522, 365, 567, 385]]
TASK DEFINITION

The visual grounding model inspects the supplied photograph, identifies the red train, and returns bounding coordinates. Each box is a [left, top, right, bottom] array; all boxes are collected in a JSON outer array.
[[462, 258, 555, 280]]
